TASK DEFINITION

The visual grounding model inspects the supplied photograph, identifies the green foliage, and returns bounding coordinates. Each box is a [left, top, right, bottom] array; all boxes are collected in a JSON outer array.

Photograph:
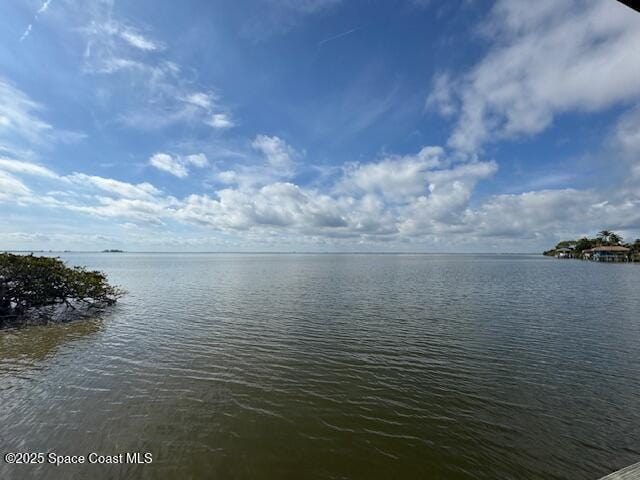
[[554, 240, 577, 249], [597, 230, 623, 245], [608, 232, 623, 245], [0, 253, 124, 327], [573, 237, 597, 253]]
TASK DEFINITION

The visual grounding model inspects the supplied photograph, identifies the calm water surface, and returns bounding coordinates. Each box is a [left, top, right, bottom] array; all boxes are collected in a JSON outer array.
[[1, 254, 639, 479]]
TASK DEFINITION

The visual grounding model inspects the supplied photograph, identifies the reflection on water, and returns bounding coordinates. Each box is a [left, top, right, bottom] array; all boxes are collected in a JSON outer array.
[[0, 320, 104, 391], [1, 320, 104, 363], [1, 254, 640, 480]]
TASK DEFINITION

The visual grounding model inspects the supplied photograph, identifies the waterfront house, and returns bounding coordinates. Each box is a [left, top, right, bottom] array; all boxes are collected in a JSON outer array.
[[582, 246, 630, 262], [555, 247, 575, 258]]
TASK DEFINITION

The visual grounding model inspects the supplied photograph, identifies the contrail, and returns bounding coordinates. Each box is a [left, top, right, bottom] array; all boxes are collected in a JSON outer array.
[[19, 0, 53, 41], [318, 27, 359, 47], [19, 25, 33, 42], [37, 0, 52, 14]]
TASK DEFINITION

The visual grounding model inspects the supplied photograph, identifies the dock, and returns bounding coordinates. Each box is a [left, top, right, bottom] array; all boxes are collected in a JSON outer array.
[[600, 462, 640, 479]]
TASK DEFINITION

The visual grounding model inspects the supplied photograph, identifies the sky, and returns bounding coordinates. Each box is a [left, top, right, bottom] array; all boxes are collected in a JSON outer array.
[[0, 0, 639, 252]]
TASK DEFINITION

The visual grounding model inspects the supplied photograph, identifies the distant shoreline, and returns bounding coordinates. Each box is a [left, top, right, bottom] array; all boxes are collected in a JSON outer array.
[[1, 250, 544, 255]]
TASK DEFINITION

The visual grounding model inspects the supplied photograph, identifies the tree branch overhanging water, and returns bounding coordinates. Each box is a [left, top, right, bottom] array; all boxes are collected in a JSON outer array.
[[0, 253, 125, 329]]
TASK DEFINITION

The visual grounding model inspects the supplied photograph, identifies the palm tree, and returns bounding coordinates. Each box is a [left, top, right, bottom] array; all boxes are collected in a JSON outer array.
[[597, 230, 612, 244], [609, 232, 622, 245]]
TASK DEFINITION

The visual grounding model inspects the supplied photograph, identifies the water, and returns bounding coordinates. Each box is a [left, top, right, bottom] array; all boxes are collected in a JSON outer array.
[[1, 253, 639, 479]]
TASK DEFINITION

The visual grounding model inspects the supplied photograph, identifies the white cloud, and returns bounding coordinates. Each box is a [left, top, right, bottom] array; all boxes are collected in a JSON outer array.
[[396, 161, 499, 234], [66, 196, 173, 225], [1, 142, 638, 249], [0, 171, 31, 199], [425, 73, 456, 117], [0, 79, 84, 156], [76, 5, 231, 132], [164, 146, 497, 239], [184, 92, 215, 109], [149, 153, 187, 178], [176, 183, 353, 233], [252, 135, 297, 173], [206, 113, 234, 129], [149, 152, 209, 178], [217, 170, 239, 184], [0, 157, 168, 203], [119, 29, 161, 51], [0, 79, 52, 152], [84, 20, 163, 57], [0, 157, 59, 179], [241, 0, 343, 41], [434, 0, 640, 152], [338, 146, 444, 200], [614, 106, 640, 156], [184, 153, 209, 168], [213, 135, 300, 188], [67, 173, 161, 199], [465, 188, 640, 240]]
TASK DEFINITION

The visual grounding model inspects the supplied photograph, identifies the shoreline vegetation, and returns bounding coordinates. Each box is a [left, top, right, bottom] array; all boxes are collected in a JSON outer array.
[[544, 230, 640, 263], [0, 253, 124, 329]]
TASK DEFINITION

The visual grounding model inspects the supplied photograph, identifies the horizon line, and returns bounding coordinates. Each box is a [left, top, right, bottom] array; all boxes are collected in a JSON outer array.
[[2, 250, 542, 255]]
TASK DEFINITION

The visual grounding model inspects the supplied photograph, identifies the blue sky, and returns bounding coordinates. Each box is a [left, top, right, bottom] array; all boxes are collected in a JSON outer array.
[[1, 0, 639, 252]]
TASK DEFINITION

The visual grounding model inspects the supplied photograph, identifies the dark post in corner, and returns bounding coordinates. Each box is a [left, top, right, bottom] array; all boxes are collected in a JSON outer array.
[[617, 0, 640, 14]]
